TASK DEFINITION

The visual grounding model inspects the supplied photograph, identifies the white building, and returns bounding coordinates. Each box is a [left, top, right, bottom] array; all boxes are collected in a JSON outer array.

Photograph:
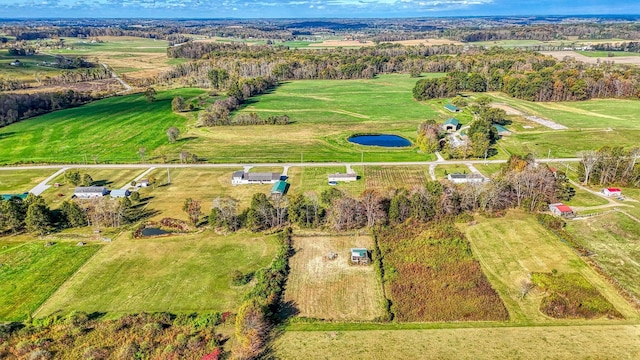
[[447, 173, 485, 184], [328, 172, 358, 183], [602, 188, 622, 197], [74, 186, 109, 199], [232, 171, 281, 185]]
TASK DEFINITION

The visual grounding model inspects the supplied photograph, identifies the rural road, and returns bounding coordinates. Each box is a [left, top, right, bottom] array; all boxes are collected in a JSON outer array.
[[0, 158, 583, 172], [102, 63, 132, 93]]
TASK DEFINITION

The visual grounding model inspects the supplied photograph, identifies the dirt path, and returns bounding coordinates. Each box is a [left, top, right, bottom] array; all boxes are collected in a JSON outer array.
[[492, 103, 568, 130]]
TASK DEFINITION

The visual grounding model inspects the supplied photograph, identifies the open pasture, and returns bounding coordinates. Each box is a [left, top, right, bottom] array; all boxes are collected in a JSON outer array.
[[0, 88, 204, 164], [463, 211, 639, 322], [487, 92, 640, 130], [565, 212, 640, 300], [46, 36, 181, 78], [179, 74, 442, 163], [364, 166, 429, 191], [543, 51, 640, 66], [275, 325, 640, 360], [0, 240, 101, 321], [284, 234, 387, 321], [36, 231, 278, 317], [0, 168, 56, 193]]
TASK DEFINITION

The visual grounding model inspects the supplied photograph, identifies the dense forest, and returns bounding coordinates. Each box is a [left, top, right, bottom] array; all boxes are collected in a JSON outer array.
[[0, 91, 94, 127]]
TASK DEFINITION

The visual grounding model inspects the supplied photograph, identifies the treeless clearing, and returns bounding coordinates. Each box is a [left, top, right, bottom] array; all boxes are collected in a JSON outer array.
[[308, 40, 375, 47], [364, 166, 428, 191], [542, 51, 640, 65], [462, 211, 640, 322], [389, 38, 463, 46], [284, 234, 387, 321], [275, 325, 640, 359]]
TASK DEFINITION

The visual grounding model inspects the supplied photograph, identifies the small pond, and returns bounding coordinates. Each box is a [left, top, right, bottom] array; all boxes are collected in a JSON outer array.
[[141, 227, 170, 236], [348, 134, 411, 147]]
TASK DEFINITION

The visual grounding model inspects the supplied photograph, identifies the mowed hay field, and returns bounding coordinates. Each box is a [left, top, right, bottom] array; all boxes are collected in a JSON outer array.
[[0, 168, 57, 193], [284, 234, 387, 321], [463, 211, 640, 323], [275, 325, 640, 360], [287, 166, 365, 197], [0, 240, 101, 321], [565, 212, 640, 300], [183, 74, 441, 163], [0, 88, 204, 164], [36, 231, 278, 317]]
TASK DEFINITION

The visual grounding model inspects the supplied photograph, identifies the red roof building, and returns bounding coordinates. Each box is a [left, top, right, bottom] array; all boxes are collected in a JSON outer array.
[[602, 188, 622, 197]]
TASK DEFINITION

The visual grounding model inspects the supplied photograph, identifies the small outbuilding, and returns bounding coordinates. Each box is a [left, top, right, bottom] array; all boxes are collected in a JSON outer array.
[[270, 180, 288, 196], [447, 173, 485, 184], [493, 124, 511, 136], [110, 189, 131, 198], [138, 179, 150, 187], [444, 103, 460, 112], [328, 173, 358, 183], [602, 188, 622, 197], [549, 203, 574, 218], [74, 186, 109, 199], [350, 248, 370, 265], [442, 118, 460, 132]]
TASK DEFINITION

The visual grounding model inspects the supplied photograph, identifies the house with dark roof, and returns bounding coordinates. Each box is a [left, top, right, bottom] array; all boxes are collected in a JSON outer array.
[[232, 171, 282, 185], [602, 188, 622, 197], [549, 203, 574, 218], [444, 103, 460, 112], [74, 186, 109, 199], [442, 118, 460, 132], [447, 173, 485, 184]]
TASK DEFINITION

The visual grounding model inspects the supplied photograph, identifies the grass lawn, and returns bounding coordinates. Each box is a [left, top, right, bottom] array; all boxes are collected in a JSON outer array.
[[0, 240, 101, 321], [38, 167, 146, 208], [0, 88, 204, 164], [35, 231, 278, 317], [275, 325, 640, 359], [0, 168, 57, 193], [565, 213, 640, 300], [565, 188, 610, 207], [139, 167, 278, 220], [435, 164, 472, 179], [284, 234, 387, 321], [287, 166, 365, 197], [462, 210, 639, 323], [474, 163, 504, 177]]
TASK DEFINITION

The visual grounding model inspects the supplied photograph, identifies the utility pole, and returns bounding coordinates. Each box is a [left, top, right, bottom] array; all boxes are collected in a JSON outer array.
[[167, 168, 171, 184], [548, 149, 551, 160]]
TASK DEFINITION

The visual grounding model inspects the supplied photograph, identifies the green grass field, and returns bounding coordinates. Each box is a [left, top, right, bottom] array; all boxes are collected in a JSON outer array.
[[0, 89, 204, 164], [564, 188, 610, 207], [462, 211, 639, 323], [275, 325, 640, 359], [0, 51, 68, 84], [565, 212, 640, 300], [35, 231, 278, 317], [576, 50, 640, 57], [287, 166, 365, 197], [0, 240, 101, 321], [0, 168, 57, 193]]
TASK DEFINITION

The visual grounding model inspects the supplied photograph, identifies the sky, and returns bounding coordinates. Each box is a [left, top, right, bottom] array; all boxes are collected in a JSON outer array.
[[0, 0, 637, 19]]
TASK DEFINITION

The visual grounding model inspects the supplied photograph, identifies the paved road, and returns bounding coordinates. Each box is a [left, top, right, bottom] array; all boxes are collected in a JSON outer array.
[[120, 167, 155, 190], [0, 158, 583, 172], [102, 63, 132, 93], [29, 167, 68, 195]]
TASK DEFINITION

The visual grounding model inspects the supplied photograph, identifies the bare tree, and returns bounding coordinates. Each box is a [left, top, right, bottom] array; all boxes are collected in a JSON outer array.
[[580, 150, 600, 185], [183, 198, 202, 226], [137, 147, 147, 162], [166, 126, 180, 143], [360, 189, 385, 228], [520, 277, 535, 299]]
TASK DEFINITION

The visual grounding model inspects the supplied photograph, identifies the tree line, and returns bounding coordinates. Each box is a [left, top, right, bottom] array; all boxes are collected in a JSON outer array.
[[0, 90, 93, 128], [579, 147, 640, 187], [413, 48, 640, 102]]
